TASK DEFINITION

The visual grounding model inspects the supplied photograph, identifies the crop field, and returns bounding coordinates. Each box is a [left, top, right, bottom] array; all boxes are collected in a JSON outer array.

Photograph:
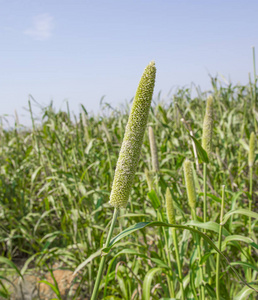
[[0, 61, 257, 300]]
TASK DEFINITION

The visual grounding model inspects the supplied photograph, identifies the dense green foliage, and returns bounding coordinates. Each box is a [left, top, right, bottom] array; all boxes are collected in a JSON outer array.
[[0, 75, 257, 299]]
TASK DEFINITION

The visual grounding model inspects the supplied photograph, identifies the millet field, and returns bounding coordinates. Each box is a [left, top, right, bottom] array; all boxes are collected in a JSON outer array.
[[0, 60, 257, 300]]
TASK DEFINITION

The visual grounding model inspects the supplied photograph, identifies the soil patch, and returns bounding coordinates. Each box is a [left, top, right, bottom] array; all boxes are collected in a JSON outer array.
[[4, 265, 86, 300]]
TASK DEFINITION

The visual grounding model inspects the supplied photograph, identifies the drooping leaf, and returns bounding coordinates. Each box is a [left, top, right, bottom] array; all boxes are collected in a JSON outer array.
[[189, 135, 209, 163], [103, 221, 257, 292], [223, 235, 255, 246], [229, 261, 258, 273], [222, 209, 258, 225], [142, 268, 162, 300], [0, 257, 23, 279], [234, 285, 258, 300], [38, 280, 62, 300], [185, 220, 230, 236], [111, 249, 169, 269], [73, 249, 102, 275], [199, 192, 222, 203]]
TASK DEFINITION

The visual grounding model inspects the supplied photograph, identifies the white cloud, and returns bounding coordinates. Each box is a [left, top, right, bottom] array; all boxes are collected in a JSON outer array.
[[24, 14, 54, 41]]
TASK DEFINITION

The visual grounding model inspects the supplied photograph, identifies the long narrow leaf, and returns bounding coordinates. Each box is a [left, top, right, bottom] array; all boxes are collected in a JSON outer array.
[[185, 220, 230, 236], [142, 268, 162, 300], [222, 209, 258, 225], [234, 285, 258, 300], [189, 135, 209, 163], [0, 257, 23, 279], [103, 221, 257, 292]]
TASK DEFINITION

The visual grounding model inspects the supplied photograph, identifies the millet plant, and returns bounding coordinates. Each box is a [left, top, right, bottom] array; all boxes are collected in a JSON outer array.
[[0, 56, 258, 299]]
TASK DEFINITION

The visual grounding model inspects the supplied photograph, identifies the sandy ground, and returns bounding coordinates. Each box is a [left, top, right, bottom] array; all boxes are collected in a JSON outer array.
[[3, 265, 86, 300]]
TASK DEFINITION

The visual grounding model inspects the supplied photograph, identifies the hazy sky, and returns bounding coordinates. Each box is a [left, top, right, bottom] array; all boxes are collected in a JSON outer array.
[[1, 0, 258, 126]]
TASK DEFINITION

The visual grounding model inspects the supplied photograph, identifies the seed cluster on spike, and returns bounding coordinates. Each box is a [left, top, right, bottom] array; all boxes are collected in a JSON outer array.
[[249, 132, 256, 168], [166, 188, 175, 224], [183, 159, 196, 210], [148, 126, 159, 172], [202, 96, 213, 161], [109, 61, 156, 209]]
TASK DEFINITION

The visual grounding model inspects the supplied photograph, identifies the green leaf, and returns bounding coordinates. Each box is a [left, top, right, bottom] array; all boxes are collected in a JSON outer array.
[[222, 209, 258, 225], [200, 252, 212, 265], [46, 265, 62, 299], [34, 208, 56, 234], [142, 268, 162, 300], [0, 275, 16, 290], [230, 261, 258, 272], [31, 166, 43, 183], [224, 235, 255, 246], [73, 249, 102, 276], [204, 283, 217, 299], [189, 135, 209, 163], [0, 256, 23, 279], [38, 280, 62, 300], [0, 290, 9, 299], [210, 235, 258, 252], [103, 221, 257, 292], [151, 258, 170, 269], [147, 190, 161, 209], [112, 249, 169, 269], [116, 268, 128, 300], [229, 191, 246, 232], [0, 275, 13, 298], [185, 220, 230, 236], [199, 193, 222, 203], [234, 285, 258, 300]]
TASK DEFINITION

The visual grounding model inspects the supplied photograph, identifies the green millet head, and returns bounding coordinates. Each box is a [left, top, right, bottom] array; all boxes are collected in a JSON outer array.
[[166, 188, 175, 224], [249, 132, 256, 168], [109, 61, 156, 208], [202, 95, 213, 161], [183, 159, 196, 210], [148, 126, 159, 172]]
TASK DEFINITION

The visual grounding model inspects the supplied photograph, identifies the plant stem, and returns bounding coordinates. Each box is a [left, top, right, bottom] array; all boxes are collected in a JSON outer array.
[[249, 166, 253, 238], [203, 163, 207, 226], [90, 208, 119, 300], [171, 228, 185, 300], [158, 211, 175, 298], [163, 227, 175, 298], [216, 185, 225, 300], [252, 47, 258, 132], [191, 209, 205, 300], [202, 163, 209, 280], [202, 162, 207, 251], [248, 166, 253, 281]]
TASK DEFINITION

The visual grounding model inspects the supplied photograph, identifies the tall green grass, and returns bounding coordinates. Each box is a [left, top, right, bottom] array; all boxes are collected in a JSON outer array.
[[0, 62, 257, 299]]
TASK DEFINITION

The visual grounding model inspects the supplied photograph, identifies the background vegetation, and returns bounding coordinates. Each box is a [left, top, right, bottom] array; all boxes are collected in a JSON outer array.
[[0, 73, 257, 299]]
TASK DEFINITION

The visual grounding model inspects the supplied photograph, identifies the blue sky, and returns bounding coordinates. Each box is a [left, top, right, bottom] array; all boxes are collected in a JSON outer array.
[[1, 0, 258, 126]]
